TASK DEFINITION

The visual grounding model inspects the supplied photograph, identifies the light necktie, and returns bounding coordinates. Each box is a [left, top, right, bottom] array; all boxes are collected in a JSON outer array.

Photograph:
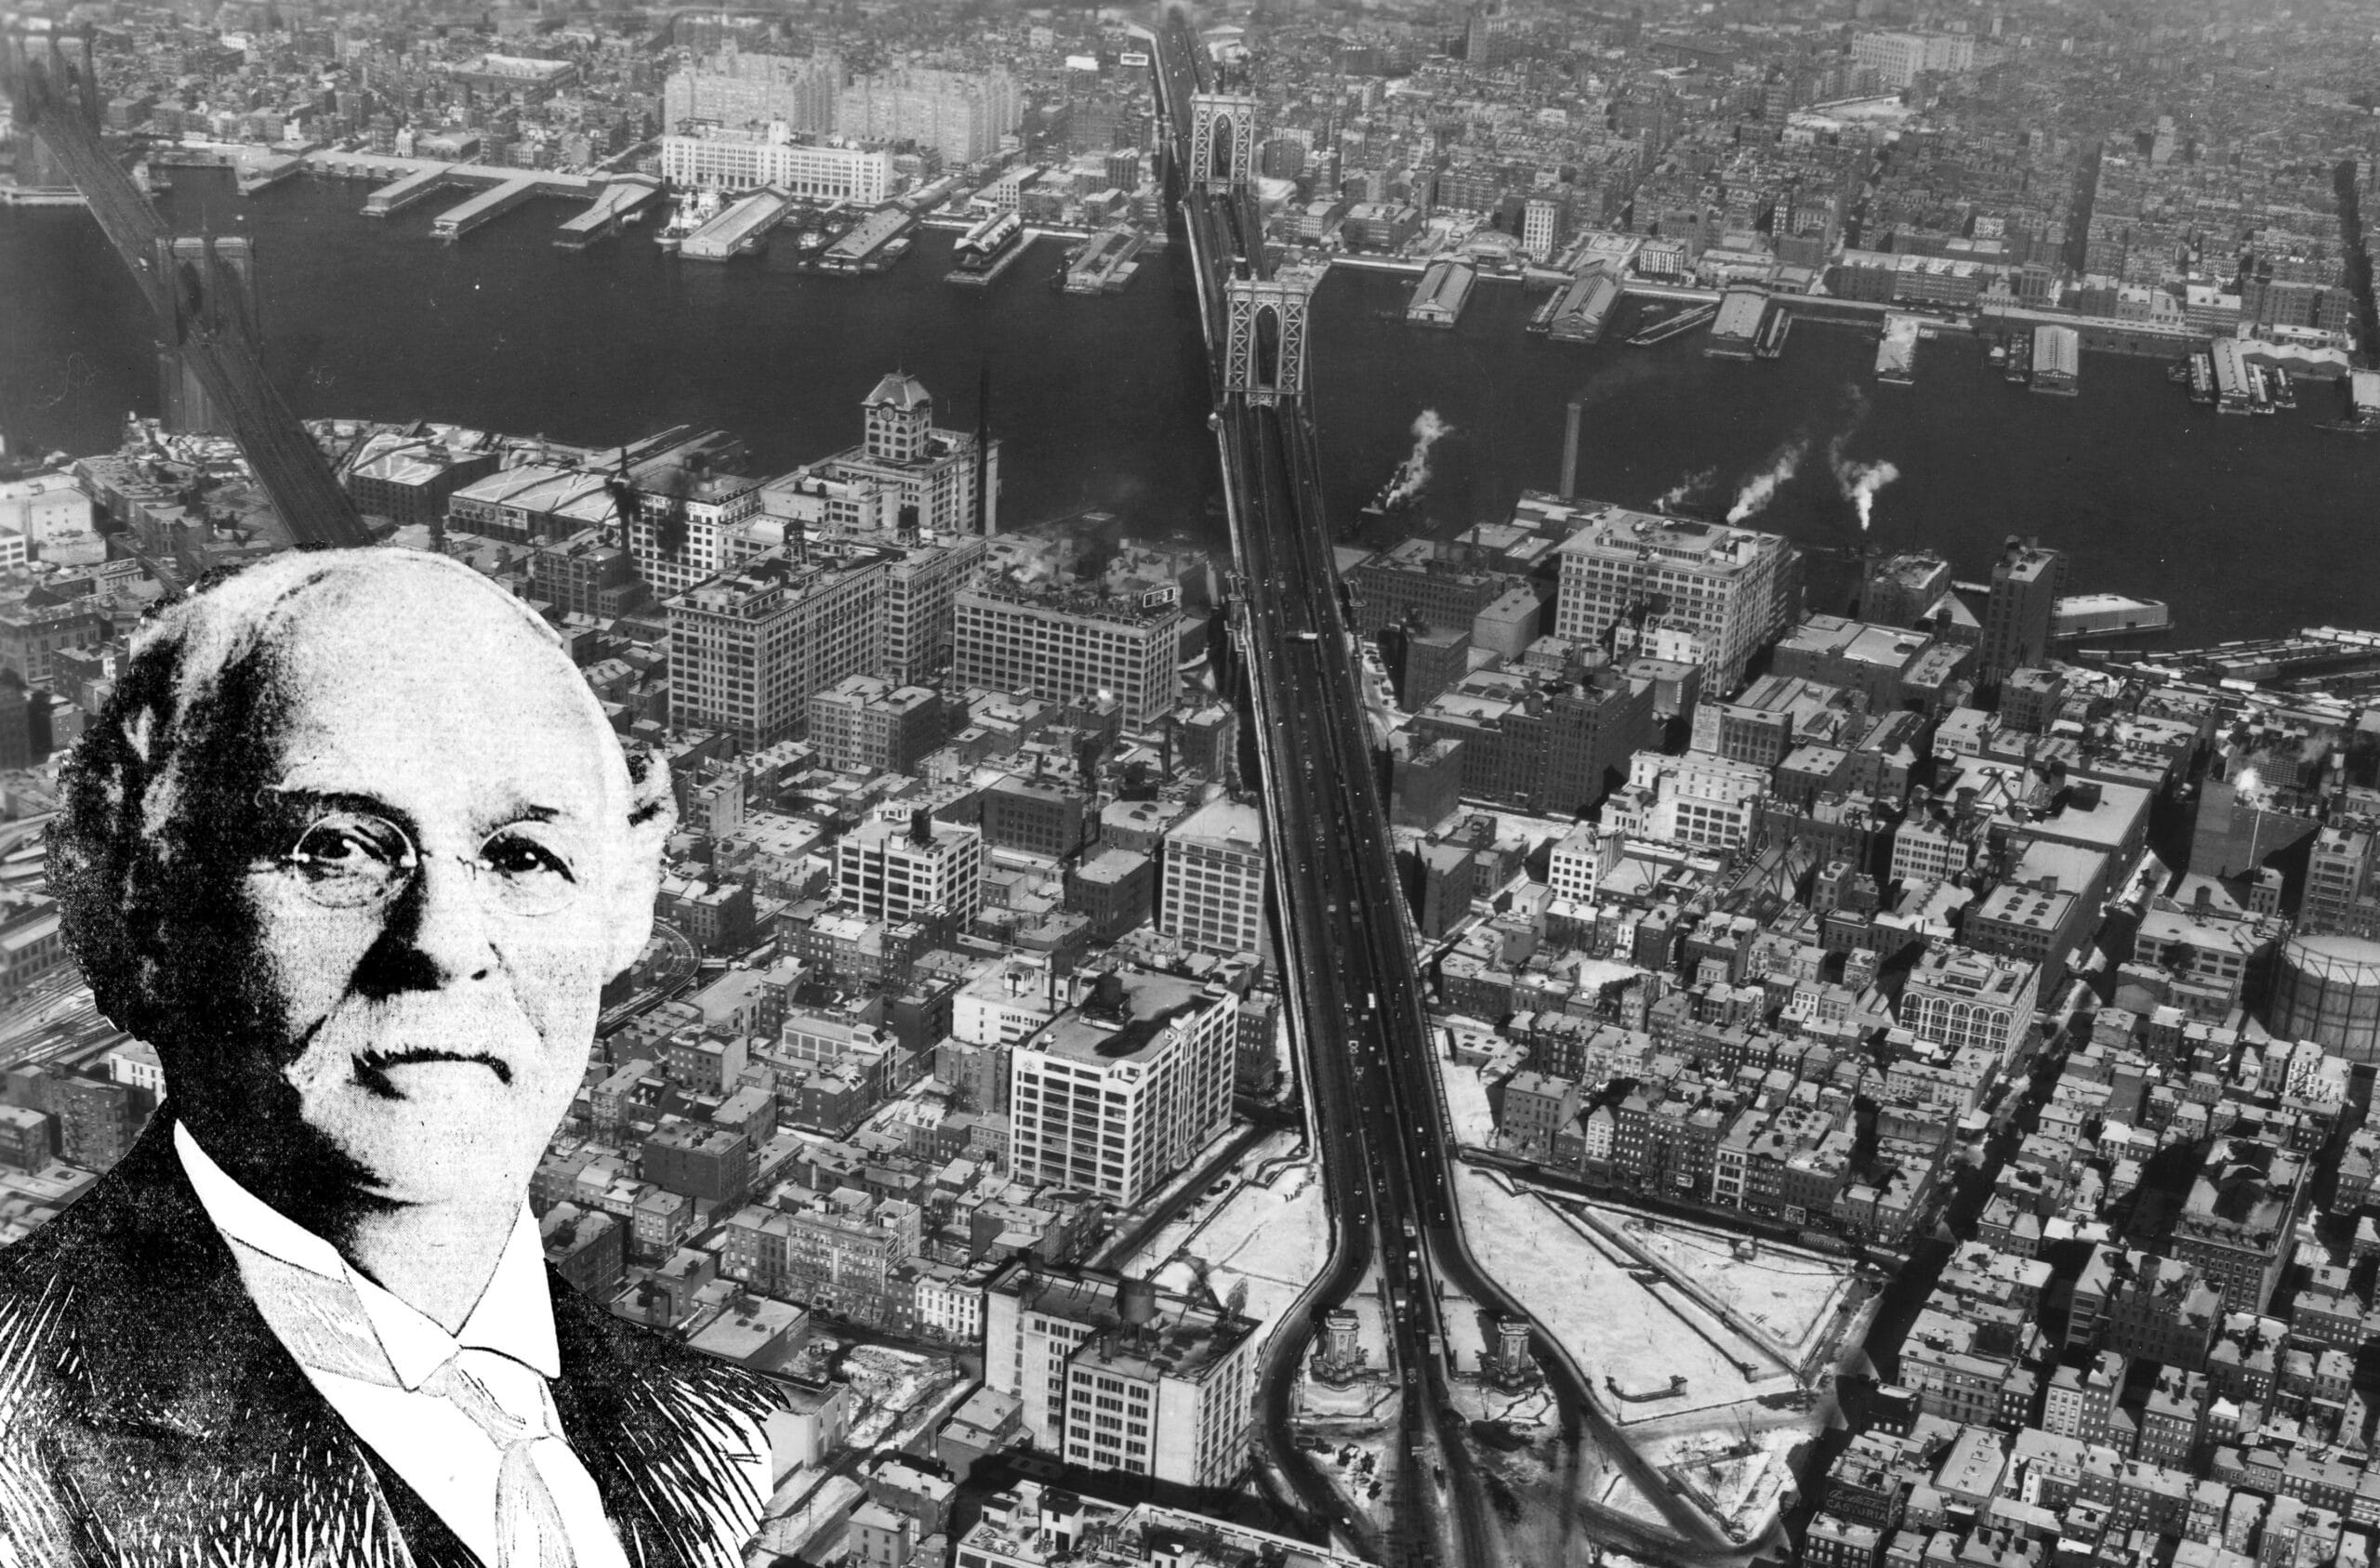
[[422, 1348, 579, 1568]]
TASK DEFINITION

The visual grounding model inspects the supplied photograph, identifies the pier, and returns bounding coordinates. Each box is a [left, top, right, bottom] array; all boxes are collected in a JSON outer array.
[[2031, 324, 2081, 395], [1752, 303, 1792, 359], [1705, 285, 1769, 360], [1628, 300, 1716, 347], [946, 210, 1027, 285], [326, 152, 600, 224], [1875, 313, 1920, 384], [1406, 258, 1474, 327], [362, 163, 460, 217], [430, 176, 568, 242], [817, 205, 917, 272], [1064, 226, 1145, 294], [2210, 337, 2254, 415], [554, 176, 662, 249], [235, 153, 302, 196], [680, 185, 793, 261], [1534, 267, 1620, 342]]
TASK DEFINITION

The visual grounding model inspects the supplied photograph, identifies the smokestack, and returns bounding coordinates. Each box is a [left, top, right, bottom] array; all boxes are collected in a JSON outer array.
[[1560, 393, 1584, 500], [973, 362, 991, 536]]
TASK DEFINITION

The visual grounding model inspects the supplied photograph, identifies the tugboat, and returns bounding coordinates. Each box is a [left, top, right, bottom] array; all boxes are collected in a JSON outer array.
[[1988, 339, 2008, 365]]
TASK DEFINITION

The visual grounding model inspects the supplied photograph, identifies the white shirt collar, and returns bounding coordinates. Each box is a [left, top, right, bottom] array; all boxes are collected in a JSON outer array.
[[174, 1119, 562, 1385]]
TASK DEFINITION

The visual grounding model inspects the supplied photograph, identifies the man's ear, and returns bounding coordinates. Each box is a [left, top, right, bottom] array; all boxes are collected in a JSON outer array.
[[603, 745, 675, 978]]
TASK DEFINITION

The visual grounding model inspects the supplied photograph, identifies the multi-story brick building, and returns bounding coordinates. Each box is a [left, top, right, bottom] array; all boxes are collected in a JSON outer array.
[[981, 1260, 1257, 1489], [1554, 503, 1799, 691], [953, 576, 1178, 727], [1899, 946, 2039, 1072], [1158, 798, 1265, 959], [808, 674, 944, 774], [813, 375, 1000, 538], [666, 549, 886, 746], [2066, 1246, 2221, 1369], [836, 810, 985, 925], [1007, 968, 1237, 1209], [1409, 667, 1658, 819], [720, 1188, 922, 1331]]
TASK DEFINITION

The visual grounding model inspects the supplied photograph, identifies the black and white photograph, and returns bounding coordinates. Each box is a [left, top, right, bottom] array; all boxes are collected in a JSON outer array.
[[2, 1, 2378, 1564]]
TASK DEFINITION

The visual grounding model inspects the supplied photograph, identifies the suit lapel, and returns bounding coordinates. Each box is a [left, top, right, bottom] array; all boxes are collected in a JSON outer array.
[[30, 1112, 474, 1568], [547, 1282, 781, 1568], [18, 1113, 783, 1568]]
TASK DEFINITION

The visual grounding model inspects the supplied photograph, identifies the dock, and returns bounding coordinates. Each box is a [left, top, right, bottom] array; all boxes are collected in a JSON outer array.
[[1752, 303, 1792, 359], [1875, 313, 1920, 384], [681, 185, 793, 261], [946, 210, 1028, 286], [1705, 285, 1767, 360], [326, 152, 601, 224], [430, 176, 560, 242], [2053, 594, 2170, 640], [1535, 267, 1621, 343], [947, 232, 1034, 285], [1406, 258, 1474, 328], [1628, 301, 1716, 347], [817, 205, 917, 273], [236, 153, 302, 196], [554, 176, 662, 249], [1063, 226, 1144, 293], [2210, 337, 2254, 415], [2031, 324, 2080, 395], [363, 164, 458, 217]]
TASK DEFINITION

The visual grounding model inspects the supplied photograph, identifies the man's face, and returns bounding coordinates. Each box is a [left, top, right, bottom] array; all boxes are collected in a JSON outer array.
[[194, 573, 634, 1211]]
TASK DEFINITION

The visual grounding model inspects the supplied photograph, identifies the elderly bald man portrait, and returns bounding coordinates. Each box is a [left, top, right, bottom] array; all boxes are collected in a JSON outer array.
[[0, 549, 780, 1568]]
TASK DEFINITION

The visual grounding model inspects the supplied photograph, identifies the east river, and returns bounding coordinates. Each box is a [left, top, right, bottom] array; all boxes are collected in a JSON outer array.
[[4, 167, 2376, 644]]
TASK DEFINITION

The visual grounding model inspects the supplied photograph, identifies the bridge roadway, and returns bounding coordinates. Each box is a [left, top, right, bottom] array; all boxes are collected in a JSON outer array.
[[1148, 13, 1747, 1565]]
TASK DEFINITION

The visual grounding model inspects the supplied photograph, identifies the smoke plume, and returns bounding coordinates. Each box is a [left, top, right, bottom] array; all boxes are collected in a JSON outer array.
[[1833, 457, 1900, 531], [1382, 410, 1452, 507], [1656, 467, 1715, 513], [1726, 439, 1806, 523]]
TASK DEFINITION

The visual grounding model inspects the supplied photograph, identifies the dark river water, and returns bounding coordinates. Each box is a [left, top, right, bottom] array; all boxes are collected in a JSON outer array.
[[4, 168, 2373, 643]]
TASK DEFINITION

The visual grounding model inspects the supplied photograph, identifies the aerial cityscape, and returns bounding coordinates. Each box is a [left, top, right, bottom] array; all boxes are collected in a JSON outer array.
[[5, 0, 2380, 1564]]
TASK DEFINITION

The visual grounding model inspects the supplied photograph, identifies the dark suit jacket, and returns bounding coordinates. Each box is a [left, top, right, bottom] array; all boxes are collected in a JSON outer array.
[[0, 1111, 783, 1568]]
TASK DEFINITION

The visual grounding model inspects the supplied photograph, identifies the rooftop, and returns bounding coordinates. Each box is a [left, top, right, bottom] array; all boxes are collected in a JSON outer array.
[[987, 1259, 1255, 1382], [1554, 501, 1787, 571], [1030, 968, 1222, 1067]]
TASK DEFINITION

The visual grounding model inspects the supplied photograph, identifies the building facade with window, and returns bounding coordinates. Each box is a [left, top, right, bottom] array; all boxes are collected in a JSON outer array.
[[1006, 969, 1236, 1209], [981, 1259, 1256, 1488], [1158, 798, 1265, 958]]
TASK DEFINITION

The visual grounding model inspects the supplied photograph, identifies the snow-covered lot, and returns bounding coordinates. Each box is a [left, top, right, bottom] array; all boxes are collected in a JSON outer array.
[[1459, 1165, 1764, 1421], [1138, 1143, 1329, 1337], [839, 1345, 956, 1451], [1436, 1055, 1499, 1148], [1590, 1207, 1855, 1365], [1452, 1166, 1859, 1547]]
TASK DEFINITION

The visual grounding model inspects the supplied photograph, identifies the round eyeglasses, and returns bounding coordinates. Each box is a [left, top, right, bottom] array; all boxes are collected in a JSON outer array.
[[257, 807, 582, 917]]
